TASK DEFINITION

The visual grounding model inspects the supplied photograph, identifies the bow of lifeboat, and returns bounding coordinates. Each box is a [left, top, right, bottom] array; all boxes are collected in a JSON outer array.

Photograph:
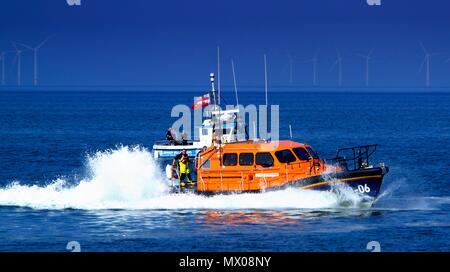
[[195, 141, 388, 199]]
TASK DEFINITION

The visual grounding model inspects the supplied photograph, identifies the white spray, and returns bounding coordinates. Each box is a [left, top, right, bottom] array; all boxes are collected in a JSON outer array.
[[0, 146, 369, 210]]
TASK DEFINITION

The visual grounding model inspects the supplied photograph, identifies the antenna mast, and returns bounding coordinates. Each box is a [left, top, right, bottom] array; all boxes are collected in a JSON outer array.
[[264, 54, 268, 108], [264, 54, 269, 140], [217, 46, 221, 106], [231, 59, 239, 106]]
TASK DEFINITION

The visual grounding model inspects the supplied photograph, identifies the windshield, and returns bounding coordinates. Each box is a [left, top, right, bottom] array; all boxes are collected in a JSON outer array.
[[306, 146, 319, 159]]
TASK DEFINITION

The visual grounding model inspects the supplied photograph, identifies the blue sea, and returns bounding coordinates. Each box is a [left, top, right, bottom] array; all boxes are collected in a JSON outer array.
[[0, 90, 449, 252]]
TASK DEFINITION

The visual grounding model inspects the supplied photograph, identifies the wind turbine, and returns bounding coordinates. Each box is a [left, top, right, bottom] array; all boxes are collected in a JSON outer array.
[[0, 50, 5, 85], [0, 50, 15, 86], [11, 42, 23, 86], [331, 50, 343, 87], [419, 43, 438, 87], [15, 38, 49, 86], [444, 58, 450, 86], [301, 52, 318, 86], [357, 49, 374, 87], [283, 51, 301, 86], [287, 52, 294, 86]]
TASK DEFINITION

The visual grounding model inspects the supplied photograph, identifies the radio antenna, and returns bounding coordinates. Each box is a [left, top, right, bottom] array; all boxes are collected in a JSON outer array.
[[264, 54, 269, 140], [231, 59, 239, 106], [217, 46, 221, 106]]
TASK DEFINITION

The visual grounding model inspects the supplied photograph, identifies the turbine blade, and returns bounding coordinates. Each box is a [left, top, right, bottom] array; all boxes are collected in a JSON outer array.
[[10, 41, 18, 51], [7, 52, 18, 74], [14, 42, 33, 51], [313, 51, 318, 61], [356, 53, 367, 59], [419, 42, 428, 55], [299, 59, 313, 63], [286, 50, 292, 60], [419, 56, 427, 72], [36, 37, 50, 49], [330, 60, 338, 71]]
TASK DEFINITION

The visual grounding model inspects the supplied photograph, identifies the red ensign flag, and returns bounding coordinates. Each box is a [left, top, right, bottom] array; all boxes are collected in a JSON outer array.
[[192, 93, 211, 109]]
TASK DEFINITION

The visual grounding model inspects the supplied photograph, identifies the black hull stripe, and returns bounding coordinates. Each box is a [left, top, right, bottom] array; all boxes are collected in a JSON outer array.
[[179, 168, 386, 196]]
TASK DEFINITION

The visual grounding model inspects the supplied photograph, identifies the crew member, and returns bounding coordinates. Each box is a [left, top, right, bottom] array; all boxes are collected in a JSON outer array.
[[212, 131, 222, 148], [172, 150, 194, 187], [179, 154, 193, 187], [166, 128, 175, 144], [181, 131, 188, 145]]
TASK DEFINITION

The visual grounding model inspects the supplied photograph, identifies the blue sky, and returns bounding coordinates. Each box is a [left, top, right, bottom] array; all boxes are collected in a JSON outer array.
[[0, 0, 449, 88]]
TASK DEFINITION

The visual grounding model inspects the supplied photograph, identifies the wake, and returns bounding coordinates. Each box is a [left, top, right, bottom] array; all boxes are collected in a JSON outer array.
[[0, 146, 371, 210]]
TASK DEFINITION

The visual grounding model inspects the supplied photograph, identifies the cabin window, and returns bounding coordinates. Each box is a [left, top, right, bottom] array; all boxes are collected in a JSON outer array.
[[255, 152, 274, 168], [306, 146, 319, 159], [202, 158, 211, 169], [275, 149, 297, 163], [223, 153, 237, 166], [202, 129, 209, 136], [293, 147, 310, 160], [239, 153, 254, 166]]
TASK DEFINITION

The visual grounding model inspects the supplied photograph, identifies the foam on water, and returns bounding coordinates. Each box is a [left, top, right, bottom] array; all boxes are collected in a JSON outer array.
[[0, 146, 370, 210]]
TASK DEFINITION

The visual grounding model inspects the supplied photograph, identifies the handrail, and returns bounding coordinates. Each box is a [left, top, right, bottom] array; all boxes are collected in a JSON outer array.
[[153, 140, 196, 146], [329, 144, 378, 170]]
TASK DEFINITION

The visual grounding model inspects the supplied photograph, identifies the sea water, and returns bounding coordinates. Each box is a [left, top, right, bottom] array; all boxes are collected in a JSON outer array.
[[0, 90, 449, 251]]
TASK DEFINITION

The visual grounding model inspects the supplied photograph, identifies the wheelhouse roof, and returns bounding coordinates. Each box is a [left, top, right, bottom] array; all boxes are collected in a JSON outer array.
[[221, 140, 309, 152]]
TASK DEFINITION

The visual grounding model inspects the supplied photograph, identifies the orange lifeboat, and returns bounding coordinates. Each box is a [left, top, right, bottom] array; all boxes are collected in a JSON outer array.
[[184, 141, 389, 199], [161, 73, 388, 199]]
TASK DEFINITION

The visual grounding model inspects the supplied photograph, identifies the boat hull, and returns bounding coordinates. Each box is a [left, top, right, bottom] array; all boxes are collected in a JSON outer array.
[[295, 166, 387, 198], [171, 166, 389, 199]]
